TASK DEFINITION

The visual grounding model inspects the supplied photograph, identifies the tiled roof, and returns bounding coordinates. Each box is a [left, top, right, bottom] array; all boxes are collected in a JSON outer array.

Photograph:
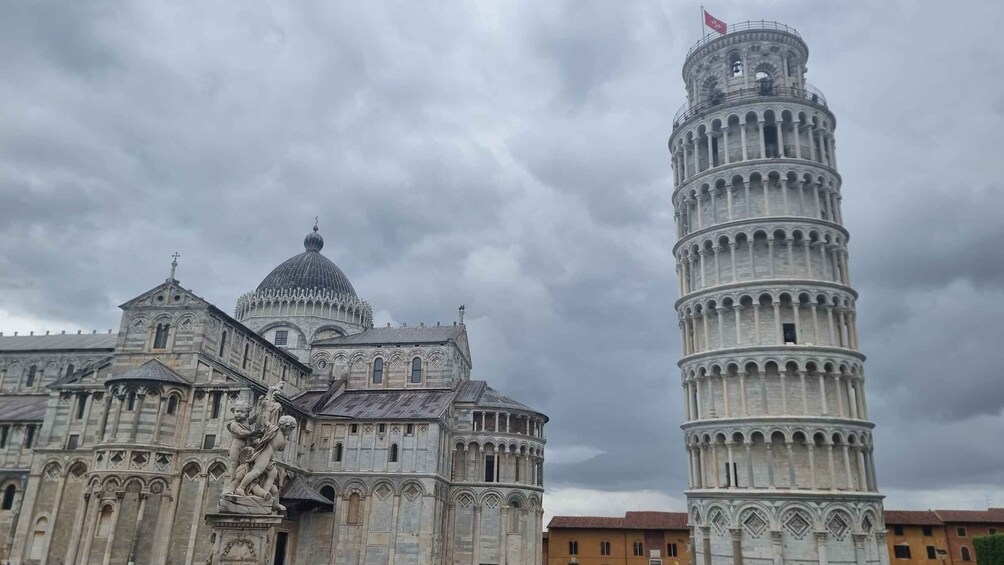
[[934, 509, 1004, 523], [280, 476, 334, 505], [885, 511, 943, 526], [257, 230, 358, 297], [455, 380, 543, 416], [315, 389, 455, 419], [105, 360, 190, 385], [0, 333, 116, 352], [314, 325, 464, 346], [548, 512, 689, 530], [0, 395, 48, 422]]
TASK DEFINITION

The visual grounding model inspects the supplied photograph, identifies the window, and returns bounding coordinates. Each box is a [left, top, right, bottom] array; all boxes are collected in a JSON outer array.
[[958, 527, 968, 537], [65, 364, 75, 379], [389, 444, 399, 462], [410, 357, 422, 383], [203, 434, 216, 449], [75, 393, 87, 419], [378, 424, 386, 434], [569, 541, 578, 556], [319, 485, 336, 512], [274, 330, 288, 346], [509, 501, 521, 532], [211, 392, 222, 419], [894, 525, 905, 536], [25, 365, 37, 388], [485, 454, 496, 482], [348, 493, 362, 525], [729, 52, 743, 77], [166, 395, 178, 415], [333, 443, 343, 462], [0, 426, 7, 448], [350, 424, 358, 434], [923, 526, 933, 536], [961, 546, 972, 562], [262, 357, 269, 378], [991, 528, 1000, 535], [24, 426, 35, 449], [667, 543, 678, 557], [372, 358, 384, 384], [927, 546, 937, 560], [28, 517, 47, 560], [894, 545, 911, 559], [242, 343, 250, 370], [97, 505, 114, 536], [1, 485, 15, 510], [127, 392, 136, 411], [153, 323, 170, 349], [633, 541, 644, 557], [67, 434, 79, 450], [405, 424, 414, 436], [219, 331, 228, 357], [782, 323, 797, 344], [600, 541, 611, 556]]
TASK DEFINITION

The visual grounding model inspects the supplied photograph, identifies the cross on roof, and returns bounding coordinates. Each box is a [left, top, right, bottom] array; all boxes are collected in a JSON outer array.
[[169, 252, 180, 280]]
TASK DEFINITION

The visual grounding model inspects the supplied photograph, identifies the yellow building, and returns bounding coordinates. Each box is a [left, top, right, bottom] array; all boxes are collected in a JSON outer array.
[[546, 512, 691, 565]]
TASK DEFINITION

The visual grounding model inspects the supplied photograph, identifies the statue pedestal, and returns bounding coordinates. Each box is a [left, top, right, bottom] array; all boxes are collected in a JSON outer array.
[[205, 512, 282, 565]]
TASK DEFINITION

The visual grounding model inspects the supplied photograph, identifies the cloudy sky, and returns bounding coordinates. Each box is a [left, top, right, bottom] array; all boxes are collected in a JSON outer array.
[[2, 0, 1003, 520]]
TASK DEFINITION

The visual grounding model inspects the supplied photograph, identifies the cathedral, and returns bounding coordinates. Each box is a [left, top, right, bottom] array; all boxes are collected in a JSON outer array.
[[0, 225, 547, 565]]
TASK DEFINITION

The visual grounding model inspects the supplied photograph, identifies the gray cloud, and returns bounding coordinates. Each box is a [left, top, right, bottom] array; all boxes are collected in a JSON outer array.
[[2, 0, 1003, 511]]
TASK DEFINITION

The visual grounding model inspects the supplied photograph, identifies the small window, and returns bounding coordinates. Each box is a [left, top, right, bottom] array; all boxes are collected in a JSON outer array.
[[65, 364, 75, 379], [1, 485, 14, 510], [894, 545, 911, 559], [372, 358, 384, 384], [274, 330, 288, 346], [601, 541, 611, 556], [0, 426, 7, 448], [410, 357, 422, 383], [961, 546, 972, 562], [927, 546, 937, 560], [667, 543, 678, 557], [25, 365, 37, 388], [958, 528, 968, 538], [66, 434, 79, 450], [378, 424, 386, 434], [333, 443, 343, 462], [219, 330, 228, 358], [633, 541, 644, 557], [75, 393, 87, 419], [485, 454, 496, 482], [262, 356, 269, 378], [894, 525, 905, 536], [389, 443, 398, 463], [782, 323, 797, 344], [166, 396, 178, 415], [210, 392, 222, 419], [242, 343, 250, 370], [923, 526, 933, 537], [24, 426, 36, 449], [569, 541, 578, 556], [319, 485, 335, 512], [153, 323, 170, 349], [350, 424, 358, 434], [203, 434, 216, 449], [405, 424, 414, 436], [126, 392, 136, 411]]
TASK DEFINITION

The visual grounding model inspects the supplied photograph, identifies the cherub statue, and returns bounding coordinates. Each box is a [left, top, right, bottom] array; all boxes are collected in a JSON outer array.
[[233, 414, 297, 503], [222, 400, 259, 495], [252, 381, 285, 432]]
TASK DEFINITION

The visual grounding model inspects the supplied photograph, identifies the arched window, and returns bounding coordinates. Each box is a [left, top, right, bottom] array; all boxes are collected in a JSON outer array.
[[166, 395, 178, 415], [410, 357, 422, 384], [600, 540, 611, 556], [97, 505, 114, 537], [25, 365, 37, 388], [333, 443, 343, 462], [730, 54, 743, 77], [65, 364, 75, 379], [962, 547, 972, 562], [633, 541, 644, 556], [755, 70, 773, 95], [510, 501, 521, 533], [28, 516, 47, 559], [153, 323, 170, 349], [1, 485, 15, 510], [319, 485, 336, 513], [126, 392, 136, 411], [372, 358, 383, 384], [218, 331, 228, 358], [348, 493, 362, 525], [389, 443, 399, 463], [569, 541, 578, 556]]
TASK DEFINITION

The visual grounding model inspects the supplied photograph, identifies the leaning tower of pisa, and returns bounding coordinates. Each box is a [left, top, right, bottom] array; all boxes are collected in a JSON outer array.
[[669, 22, 888, 565]]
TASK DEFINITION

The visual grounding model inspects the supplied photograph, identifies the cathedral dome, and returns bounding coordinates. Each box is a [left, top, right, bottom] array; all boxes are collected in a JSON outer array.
[[256, 226, 358, 297]]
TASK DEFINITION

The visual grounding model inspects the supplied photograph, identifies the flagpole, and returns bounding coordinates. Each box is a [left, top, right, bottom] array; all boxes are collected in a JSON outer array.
[[701, 5, 705, 39]]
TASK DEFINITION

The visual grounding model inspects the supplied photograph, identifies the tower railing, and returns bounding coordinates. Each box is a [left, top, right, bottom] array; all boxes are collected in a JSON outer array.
[[672, 83, 828, 129], [686, 20, 801, 59]]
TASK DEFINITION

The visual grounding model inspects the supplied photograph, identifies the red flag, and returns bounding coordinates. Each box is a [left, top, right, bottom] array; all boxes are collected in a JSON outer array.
[[704, 10, 727, 34]]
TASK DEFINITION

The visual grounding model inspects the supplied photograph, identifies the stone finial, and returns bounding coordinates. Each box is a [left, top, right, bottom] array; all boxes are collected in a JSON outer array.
[[458, 304, 466, 325], [169, 252, 180, 281]]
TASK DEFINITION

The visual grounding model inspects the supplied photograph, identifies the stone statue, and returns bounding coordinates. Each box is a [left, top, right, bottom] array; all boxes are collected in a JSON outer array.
[[220, 382, 297, 515]]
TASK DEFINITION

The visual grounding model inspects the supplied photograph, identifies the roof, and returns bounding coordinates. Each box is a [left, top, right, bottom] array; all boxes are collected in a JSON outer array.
[[455, 380, 544, 416], [934, 509, 1004, 523], [280, 476, 334, 505], [548, 512, 689, 531], [315, 325, 464, 346], [105, 359, 191, 385], [0, 333, 117, 352], [884, 511, 943, 526], [315, 389, 455, 419], [0, 395, 48, 422], [256, 228, 357, 297]]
